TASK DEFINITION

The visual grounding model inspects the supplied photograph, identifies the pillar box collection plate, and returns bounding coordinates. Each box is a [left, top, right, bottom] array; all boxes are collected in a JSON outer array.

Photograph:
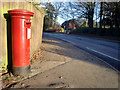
[[8, 9, 34, 76]]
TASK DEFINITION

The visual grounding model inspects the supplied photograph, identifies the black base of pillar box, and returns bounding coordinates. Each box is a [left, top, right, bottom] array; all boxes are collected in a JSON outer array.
[[12, 65, 31, 76]]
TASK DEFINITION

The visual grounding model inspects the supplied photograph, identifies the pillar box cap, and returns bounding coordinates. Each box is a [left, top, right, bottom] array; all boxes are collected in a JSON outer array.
[[8, 9, 34, 16]]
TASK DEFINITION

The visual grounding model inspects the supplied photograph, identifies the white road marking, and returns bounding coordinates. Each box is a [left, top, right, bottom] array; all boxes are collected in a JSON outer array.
[[61, 39, 77, 45], [86, 47, 120, 62]]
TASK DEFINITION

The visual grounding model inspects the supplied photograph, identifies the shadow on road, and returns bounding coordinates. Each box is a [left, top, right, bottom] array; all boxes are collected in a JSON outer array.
[[42, 34, 119, 73]]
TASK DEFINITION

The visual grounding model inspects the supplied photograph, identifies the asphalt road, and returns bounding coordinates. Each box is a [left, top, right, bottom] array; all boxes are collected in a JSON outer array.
[[43, 32, 120, 71]]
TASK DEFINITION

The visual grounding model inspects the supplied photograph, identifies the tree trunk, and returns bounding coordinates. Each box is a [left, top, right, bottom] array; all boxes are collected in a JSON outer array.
[[54, 13, 58, 28], [100, 2, 103, 29], [88, 2, 95, 28], [86, 18, 88, 27], [96, 6, 97, 28], [88, 15, 93, 28], [115, 2, 119, 28], [103, 3, 106, 29]]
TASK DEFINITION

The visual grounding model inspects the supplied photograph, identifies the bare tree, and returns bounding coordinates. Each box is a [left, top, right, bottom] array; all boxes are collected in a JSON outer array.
[[52, 2, 64, 27], [69, 2, 96, 28]]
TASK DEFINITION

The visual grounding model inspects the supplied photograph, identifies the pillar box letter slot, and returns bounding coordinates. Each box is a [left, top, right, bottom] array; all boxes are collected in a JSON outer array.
[[8, 9, 34, 76]]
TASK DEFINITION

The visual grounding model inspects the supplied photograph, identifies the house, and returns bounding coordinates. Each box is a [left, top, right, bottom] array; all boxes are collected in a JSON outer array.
[[61, 19, 79, 30]]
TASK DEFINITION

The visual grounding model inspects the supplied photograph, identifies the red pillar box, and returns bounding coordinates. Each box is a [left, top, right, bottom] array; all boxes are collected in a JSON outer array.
[[8, 9, 34, 76]]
